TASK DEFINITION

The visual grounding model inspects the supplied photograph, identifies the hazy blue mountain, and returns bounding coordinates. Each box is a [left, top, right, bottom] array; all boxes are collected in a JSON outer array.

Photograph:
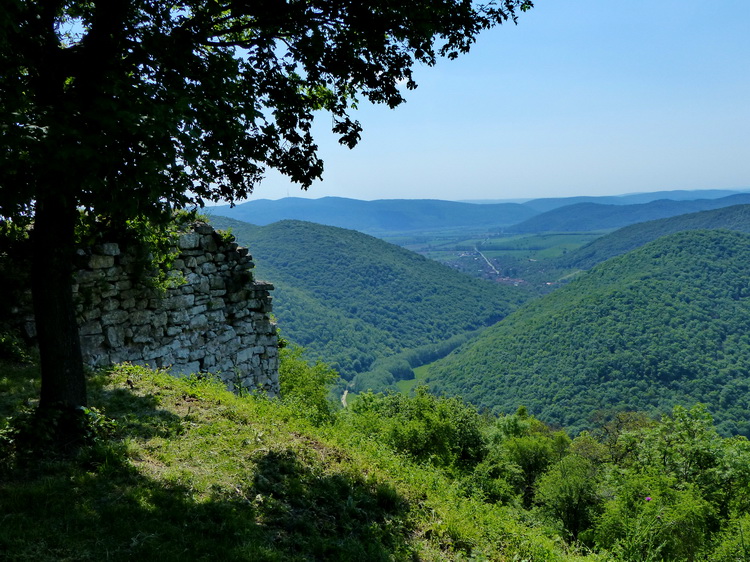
[[426, 230, 750, 437], [509, 193, 750, 233], [558, 204, 750, 270], [208, 197, 537, 234], [209, 216, 532, 381], [520, 189, 749, 213]]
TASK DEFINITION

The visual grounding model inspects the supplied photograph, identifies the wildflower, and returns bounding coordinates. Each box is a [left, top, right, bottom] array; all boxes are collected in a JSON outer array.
[[645, 496, 652, 501]]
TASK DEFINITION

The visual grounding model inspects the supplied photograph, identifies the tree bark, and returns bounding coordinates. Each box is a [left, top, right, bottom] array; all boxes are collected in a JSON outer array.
[[32, 191, 87, 410]]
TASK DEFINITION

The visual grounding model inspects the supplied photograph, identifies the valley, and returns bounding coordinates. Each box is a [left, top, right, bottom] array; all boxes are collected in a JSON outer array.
[[5, 189, 750, 561], [209, 191, 750, 437]]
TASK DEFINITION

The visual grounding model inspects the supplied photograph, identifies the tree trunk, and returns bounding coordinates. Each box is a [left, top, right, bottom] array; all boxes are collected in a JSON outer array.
[[32, 192, 87, 411]]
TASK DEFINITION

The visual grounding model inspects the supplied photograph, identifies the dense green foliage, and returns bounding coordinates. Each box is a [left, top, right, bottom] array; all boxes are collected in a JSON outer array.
[[510, 194, 750, 233], [210, 217, 532, 380], [427, 230, 750, 436], [211, 196, 538, 234], [351, 330, 481, 393], [0, 361, 583, 561], [558, 204, 750, 271], [5, 359, 750, 560], [278, 346, 340, 425]]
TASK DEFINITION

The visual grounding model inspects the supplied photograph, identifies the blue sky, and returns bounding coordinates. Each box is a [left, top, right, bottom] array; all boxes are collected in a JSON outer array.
[[248, 0, 750, 202]]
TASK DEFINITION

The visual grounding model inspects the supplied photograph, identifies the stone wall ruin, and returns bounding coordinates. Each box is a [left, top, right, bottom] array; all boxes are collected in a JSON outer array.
[[64, 222, 278, 394]]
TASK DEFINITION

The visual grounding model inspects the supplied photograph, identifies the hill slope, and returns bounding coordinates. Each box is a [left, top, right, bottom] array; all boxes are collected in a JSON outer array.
[[210, 217, 532, 380], [426, 230, 750, 436], [510, 193, 750, 233], [0, 363, 579, 561], [209, 197, 538, 234], [557, 204, 750, 270]]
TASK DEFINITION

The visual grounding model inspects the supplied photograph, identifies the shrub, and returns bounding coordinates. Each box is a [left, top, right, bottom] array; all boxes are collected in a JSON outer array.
[[347, 387, 486, 469], [279, 346, 339, 425]]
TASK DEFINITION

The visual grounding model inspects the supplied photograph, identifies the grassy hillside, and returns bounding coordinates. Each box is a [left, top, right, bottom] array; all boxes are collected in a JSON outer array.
[[510, 193, 750, 233], [209, 197, 538, 234], [5, 360, 750, 560], [557, 204, 750, 271], [426, 230, 750, 436], [209, 217, 533, 381], [0, 361, 589, 561]]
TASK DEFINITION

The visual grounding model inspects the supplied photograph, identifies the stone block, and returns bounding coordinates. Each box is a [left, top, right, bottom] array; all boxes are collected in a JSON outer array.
[[189, 304, 208, 316], [237, 348, 252, 363], [202, 236, 218, 252], [206, 310, 226, 323], [169, 310, 190, 324], [79, 321, 103, 336], [163, 294, 195, 310], [189, 349, 206, 361], [89, 254, 115, 269], [101, 310, 129, 326], [152, 312, 168, 327], [201, 262, 217, 275], [189, 314, 208, 329], [128, 309, 153, 325], [101, 298, 120, 312], [209, 275, 227, 291], [80, 334, 105, 352], [99, 243, 121, 256], [178, 232, 200, 250], [105, 325, 126, 348], [172, 361, 201, 376]]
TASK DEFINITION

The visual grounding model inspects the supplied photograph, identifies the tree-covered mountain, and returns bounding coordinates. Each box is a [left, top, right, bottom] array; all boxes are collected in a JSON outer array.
[[426, 230, 750, 436], [209, 197, 538, 234], [209, 217, 532, 380], [557, 204, 750, 271], [509, 193, 750, 233]]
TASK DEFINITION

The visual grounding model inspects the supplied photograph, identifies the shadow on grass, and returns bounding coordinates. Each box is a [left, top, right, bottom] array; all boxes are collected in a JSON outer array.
[[0, 377, 416, 561], [0, 361, 41, 418]]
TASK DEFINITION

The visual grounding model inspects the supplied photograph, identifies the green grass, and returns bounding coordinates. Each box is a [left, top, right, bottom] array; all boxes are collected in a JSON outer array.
[[395, 365, 431, 394], [0, 362, 592, 561]]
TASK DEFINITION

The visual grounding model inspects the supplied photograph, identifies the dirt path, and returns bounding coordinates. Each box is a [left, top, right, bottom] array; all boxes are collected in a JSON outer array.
[[475, 246, 500, 275]]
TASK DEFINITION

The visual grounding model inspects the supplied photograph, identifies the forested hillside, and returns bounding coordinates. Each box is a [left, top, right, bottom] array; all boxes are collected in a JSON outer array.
[[557, 204, 750, 271], [426, 230, 750, 436], [510, 193, 750, 233], [209, 217, 532, 380]]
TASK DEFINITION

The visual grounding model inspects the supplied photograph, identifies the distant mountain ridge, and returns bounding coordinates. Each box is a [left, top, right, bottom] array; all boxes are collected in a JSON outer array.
[[208, 190, 750, 235], [209, 197, 537, 234], [520, 189, 749, 212], [509, 193, 750, 233], [426, 229, 750, 437]]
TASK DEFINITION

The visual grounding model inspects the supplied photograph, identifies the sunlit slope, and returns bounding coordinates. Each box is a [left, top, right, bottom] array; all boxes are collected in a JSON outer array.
[[427, 230, 750, 436], [210, 217, 532, 380]]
